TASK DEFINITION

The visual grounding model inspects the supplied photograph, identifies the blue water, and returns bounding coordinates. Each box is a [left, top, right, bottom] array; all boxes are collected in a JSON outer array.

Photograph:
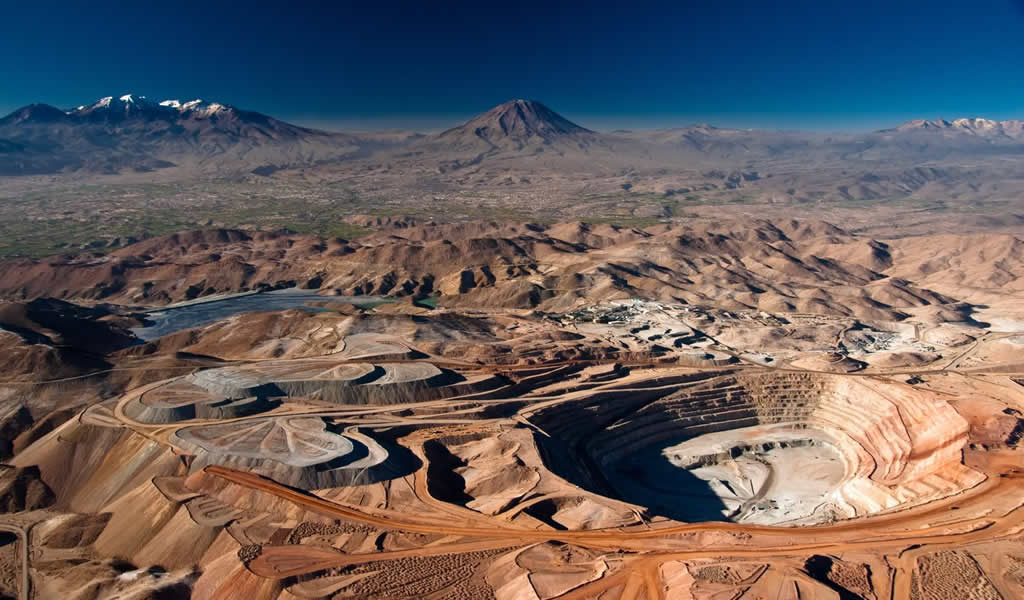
[[131, 289, 383, 341]]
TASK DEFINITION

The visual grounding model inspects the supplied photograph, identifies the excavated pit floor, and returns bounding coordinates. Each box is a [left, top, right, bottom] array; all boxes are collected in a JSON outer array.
[[607, 425, 846, 525]]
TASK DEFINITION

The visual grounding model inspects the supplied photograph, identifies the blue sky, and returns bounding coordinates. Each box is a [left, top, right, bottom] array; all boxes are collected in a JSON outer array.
[[2, 0, 1024, 131]]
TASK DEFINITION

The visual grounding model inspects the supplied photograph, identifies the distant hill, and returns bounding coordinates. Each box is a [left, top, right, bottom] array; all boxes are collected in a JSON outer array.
[[2, 96, 1024, 217], [433, 99, 599, 153], [883, 118, 1024, 139]]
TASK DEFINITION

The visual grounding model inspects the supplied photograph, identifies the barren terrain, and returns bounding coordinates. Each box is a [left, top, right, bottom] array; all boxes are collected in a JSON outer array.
[[0, 214, 1020, 598], [1, 95, 1024, 599], [3, 98, 1024, 257]]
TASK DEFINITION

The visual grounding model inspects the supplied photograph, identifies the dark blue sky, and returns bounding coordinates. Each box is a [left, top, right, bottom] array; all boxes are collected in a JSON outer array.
[[3, 0, 1024, 131]]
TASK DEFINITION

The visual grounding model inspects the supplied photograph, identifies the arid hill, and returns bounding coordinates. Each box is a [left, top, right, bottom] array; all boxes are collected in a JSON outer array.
[[0, 299, 140, 381], [0, 210, 1019, 598], [0, 219, 1019, 326]]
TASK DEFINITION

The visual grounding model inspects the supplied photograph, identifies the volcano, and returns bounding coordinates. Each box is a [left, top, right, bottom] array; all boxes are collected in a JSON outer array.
[[434, 99, 599, 152]]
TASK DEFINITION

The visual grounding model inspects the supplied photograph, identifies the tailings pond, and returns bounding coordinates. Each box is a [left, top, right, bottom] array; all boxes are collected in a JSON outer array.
[[131, 289, 386, 341]]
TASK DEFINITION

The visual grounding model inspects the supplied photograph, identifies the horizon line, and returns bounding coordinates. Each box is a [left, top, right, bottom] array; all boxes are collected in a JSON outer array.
[[2, 96, 1021, 135]]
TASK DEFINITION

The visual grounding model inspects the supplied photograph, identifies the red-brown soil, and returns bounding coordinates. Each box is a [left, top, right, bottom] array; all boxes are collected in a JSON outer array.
[[0, 218, 1021, 599]]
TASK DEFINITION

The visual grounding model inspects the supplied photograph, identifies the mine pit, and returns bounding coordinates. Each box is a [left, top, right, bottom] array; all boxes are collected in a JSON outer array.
[[610, 425, 848, 524], [535, 371, 984, 527]]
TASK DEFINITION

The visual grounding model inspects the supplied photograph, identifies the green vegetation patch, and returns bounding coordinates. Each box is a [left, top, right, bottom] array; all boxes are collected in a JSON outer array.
[[0, 180, 377, 258]]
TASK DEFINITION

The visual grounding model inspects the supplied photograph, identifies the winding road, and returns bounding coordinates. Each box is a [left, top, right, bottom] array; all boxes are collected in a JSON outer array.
[[0, 525, 29, 600]]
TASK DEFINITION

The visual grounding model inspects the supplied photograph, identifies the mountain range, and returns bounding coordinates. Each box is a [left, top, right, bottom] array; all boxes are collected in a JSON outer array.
[[3, 94, 1024, 178], [0, 94, 358, 176], [887, 117, 1024, 137]]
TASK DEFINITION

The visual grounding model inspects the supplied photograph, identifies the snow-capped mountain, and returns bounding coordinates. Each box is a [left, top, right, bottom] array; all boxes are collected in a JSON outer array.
[[886, 118, 1024, 139], [67, 94, 239, 121], [0, 94, 359, 176]]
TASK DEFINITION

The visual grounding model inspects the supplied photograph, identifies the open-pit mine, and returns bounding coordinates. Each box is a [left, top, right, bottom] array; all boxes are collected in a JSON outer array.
[[0, 218, 1022, 599]]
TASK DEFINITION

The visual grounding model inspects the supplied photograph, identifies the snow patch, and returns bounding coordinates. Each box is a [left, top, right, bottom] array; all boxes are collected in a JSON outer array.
[[158, 99, 211, 113], [196, 102, 227, 116]]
